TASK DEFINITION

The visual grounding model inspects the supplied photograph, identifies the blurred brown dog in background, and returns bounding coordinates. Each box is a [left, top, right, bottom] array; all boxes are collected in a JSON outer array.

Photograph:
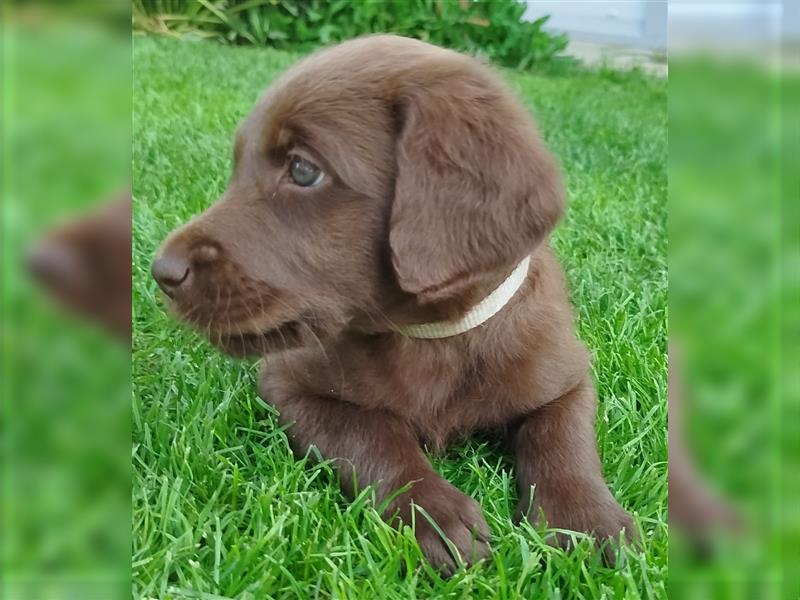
[[28, 189, 132, 340]]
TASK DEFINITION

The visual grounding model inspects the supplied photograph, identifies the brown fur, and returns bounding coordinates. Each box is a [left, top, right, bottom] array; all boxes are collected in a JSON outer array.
[[153, 35, 635, 572]]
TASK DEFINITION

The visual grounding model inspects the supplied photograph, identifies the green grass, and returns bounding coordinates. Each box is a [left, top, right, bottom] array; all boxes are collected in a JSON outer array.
[[133, 36, 667, 599]]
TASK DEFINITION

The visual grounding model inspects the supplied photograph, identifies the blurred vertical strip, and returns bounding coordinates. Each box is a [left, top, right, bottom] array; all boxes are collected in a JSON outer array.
[[1, 1, 131, 599], [668, 0, 797, 598], [780, 1, 800, 597]]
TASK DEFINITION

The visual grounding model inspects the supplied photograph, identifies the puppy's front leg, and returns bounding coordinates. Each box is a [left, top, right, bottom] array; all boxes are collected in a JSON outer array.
[[512, 374, 636, 562], [260, 380, 490, 573]]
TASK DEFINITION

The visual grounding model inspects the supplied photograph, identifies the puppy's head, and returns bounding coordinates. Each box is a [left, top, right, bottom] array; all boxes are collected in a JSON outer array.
[[28, 191, 132, 339], [152, 35, 563, 357]]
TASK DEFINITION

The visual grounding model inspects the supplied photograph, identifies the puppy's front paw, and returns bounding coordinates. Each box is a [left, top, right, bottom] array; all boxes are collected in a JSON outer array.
[[405, 479, 491, 574], [519, 486, 637, 565]]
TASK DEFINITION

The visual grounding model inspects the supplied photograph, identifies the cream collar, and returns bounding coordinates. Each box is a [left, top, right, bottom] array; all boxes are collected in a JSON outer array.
[[394, 256, 530, 339]]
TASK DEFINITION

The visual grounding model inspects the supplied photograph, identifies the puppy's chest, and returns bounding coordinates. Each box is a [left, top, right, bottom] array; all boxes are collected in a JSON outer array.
[[342, 342, 519, 439], [345, 349, 454, 405]]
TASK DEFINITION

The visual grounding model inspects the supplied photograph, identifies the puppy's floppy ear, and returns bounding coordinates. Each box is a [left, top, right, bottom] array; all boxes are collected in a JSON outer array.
[[389, 69, 564, 303]]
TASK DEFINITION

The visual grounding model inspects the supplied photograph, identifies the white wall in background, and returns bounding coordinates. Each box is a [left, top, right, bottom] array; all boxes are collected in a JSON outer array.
[[669, 1, 783, 47], [524, 1, 667, 50]]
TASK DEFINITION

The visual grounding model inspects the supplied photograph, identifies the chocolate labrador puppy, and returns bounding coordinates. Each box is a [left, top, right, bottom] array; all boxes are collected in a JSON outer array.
[[152, 35, 635, 572]]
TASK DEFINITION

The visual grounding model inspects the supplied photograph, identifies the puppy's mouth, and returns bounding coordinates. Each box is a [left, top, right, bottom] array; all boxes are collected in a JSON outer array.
[[212, 318, 305, 358], [163, 288, 310, 357]]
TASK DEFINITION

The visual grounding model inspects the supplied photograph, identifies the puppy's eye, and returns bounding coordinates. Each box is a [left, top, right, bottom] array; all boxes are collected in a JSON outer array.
[[288, 155, 324, 187]]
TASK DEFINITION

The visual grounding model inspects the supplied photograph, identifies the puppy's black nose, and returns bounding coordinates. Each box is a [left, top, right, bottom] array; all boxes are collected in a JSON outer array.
[[151, 252, 190, 296]]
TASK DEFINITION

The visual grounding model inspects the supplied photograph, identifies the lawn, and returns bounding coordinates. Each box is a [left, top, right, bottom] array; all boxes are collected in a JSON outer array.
[[132, 36, 667, 599]]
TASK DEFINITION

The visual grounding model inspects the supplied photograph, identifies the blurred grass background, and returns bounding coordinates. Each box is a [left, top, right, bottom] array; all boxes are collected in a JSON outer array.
[[1, 8, 131, 600], [668, 53, 798, 599]]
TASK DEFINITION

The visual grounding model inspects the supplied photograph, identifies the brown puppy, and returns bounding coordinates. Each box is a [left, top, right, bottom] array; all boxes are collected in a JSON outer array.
[[152, 35, 635, 572]]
